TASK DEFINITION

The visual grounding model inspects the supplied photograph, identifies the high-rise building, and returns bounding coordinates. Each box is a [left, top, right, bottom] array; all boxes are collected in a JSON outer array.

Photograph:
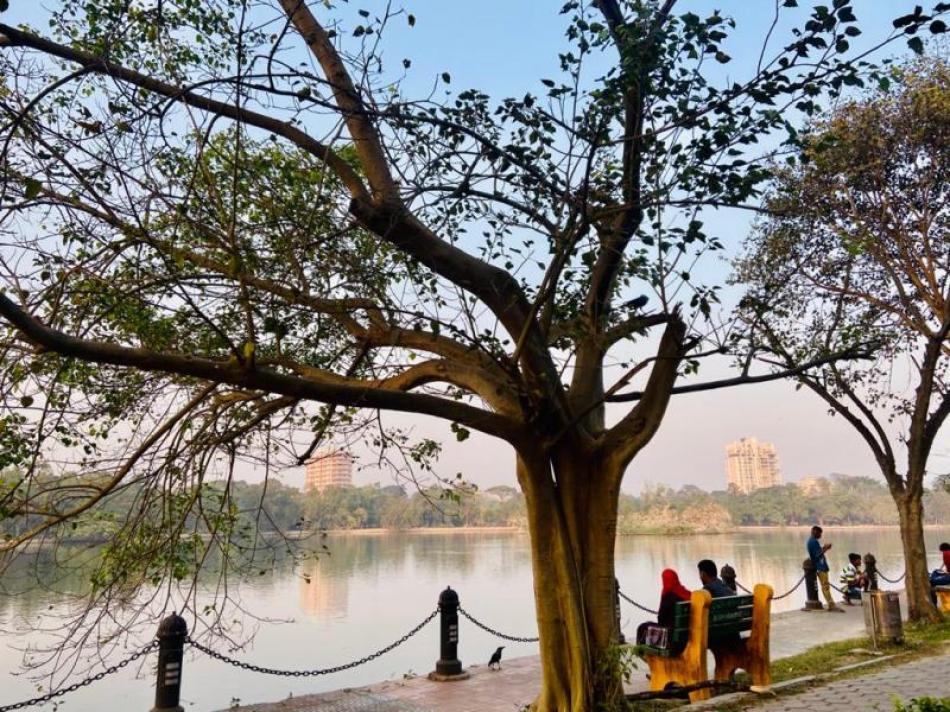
[[725, 437, 782, 493], [304, 448, 354, 493]]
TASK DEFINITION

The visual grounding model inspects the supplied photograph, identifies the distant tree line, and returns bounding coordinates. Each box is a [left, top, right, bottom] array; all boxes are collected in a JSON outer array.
[[6, 472, 950, 541]]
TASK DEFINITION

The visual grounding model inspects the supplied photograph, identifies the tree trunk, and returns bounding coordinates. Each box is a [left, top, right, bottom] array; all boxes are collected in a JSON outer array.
[[895, 491, 940, 622], [517, 449, 626, 712]]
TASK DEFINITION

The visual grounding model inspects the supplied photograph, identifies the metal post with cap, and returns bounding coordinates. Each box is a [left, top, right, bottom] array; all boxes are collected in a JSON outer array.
[[151, 611, 188, 712], [802, 558, 823, 611], [613, 578, 625, 644], [864, 553, 879, 591], [429, 586, 468, 681]]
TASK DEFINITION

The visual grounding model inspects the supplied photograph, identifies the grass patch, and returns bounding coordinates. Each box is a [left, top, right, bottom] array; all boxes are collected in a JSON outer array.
[[772, 618, 950, 683]]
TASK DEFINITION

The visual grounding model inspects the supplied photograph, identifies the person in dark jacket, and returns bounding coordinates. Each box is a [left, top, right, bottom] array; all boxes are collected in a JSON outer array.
[[636, 568, 691, 646], [697, 559, 734, 598]]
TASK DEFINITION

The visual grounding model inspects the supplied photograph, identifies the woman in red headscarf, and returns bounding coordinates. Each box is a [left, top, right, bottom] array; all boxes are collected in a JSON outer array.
[[636, 569, 691, 646], [658, 569, 691, 627]]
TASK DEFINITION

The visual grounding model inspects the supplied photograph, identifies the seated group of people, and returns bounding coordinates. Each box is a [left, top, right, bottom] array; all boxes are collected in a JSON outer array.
[[838, 552, 869, 605], [635, 559, 734, 646], [836, 544, 950, 606], [929, 542, 950, 597]]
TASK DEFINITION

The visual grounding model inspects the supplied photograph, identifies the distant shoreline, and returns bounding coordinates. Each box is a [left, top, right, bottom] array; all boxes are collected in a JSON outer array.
[[305, 523, 950, 537], [315, 525, 523, 536]]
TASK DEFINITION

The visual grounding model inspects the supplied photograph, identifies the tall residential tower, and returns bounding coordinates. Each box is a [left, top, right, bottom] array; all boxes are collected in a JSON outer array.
[[304, 448, 354, 493], [725, 437, 782, 493]]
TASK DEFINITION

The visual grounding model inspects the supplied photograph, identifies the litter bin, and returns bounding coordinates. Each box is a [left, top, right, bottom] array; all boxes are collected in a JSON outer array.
[[863, 589, 903, 646]]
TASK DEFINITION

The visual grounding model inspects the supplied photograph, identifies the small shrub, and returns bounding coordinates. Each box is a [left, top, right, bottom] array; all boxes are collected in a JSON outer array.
[[894, 697, 950, 712]]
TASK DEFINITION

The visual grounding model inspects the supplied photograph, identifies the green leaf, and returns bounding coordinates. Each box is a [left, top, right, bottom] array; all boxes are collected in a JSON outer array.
[[0, 0, 8, 12], [930, 19, 947, 33], [23, 177, 41, 200], [450, 422, 470, 442], [441, 72, 451, 84], [19, 395, 33, 408], [407, 14, 415, 26], [908, 35, 925, 53]]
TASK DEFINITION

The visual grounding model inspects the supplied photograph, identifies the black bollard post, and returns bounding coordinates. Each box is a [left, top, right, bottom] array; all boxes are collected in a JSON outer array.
[[429, 587, 469, 681], [151, 612, 187, 712], [614, 578, 626, 644], [864, 553, 879, 591], [721, 564, 737, 593], [802, 558, 823, 611]]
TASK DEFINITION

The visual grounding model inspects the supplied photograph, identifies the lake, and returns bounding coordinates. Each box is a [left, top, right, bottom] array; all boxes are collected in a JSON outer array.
[[0, 527, 944, 711]]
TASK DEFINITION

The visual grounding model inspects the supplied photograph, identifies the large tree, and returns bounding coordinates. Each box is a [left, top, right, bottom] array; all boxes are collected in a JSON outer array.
[[737, 57, 950, 622], [0, 1, 945, 708]]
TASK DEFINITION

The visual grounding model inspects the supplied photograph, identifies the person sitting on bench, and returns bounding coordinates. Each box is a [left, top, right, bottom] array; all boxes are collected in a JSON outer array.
[[698, 559, 734, 598], [839, 552, 867, 605], [930, 542, 950, 591], [636, 568, 691, 647]]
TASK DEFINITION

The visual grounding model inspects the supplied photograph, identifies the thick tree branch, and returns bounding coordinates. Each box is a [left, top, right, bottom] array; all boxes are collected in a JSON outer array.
[[603, 316, 686, 464], [0, 293, 526, 443], [277, 0, 398, 200], [605, 348, 875, 402], [0, 23, 368, 199]]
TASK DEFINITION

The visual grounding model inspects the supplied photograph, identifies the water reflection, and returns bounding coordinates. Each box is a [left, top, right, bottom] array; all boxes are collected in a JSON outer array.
[[298, 558, 348, 620], [0, 527, 946, 712]]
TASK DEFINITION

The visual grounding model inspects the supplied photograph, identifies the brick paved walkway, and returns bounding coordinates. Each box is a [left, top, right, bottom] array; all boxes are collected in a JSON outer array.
[[748, 653, 950, 711]]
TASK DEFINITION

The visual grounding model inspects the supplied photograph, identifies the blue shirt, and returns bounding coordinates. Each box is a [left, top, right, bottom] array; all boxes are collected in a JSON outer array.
[[703, 578, 735, 598], [807, 536, 829, 572]]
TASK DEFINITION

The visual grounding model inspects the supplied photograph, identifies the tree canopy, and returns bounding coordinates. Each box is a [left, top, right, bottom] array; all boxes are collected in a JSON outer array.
[[737, 56, 950, 620], [0, 1, 947, 707]]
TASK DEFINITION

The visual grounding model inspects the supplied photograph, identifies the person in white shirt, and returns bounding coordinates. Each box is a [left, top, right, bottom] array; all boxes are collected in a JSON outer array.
[[839, 552, 867, 605]]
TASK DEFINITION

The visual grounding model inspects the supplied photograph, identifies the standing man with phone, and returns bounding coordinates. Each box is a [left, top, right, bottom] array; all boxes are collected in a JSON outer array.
[[808, 525, 844, 612]]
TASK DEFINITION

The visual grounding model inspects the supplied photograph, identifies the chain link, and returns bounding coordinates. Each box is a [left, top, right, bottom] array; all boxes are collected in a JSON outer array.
[[189, 608, 438, 676], [772, 575, 806, 600], [616, 588, 658, 616], [457, 606, 540, 642], [877, 569, 906, 584], [734, 575, 806, 601], [0, 641, 157, 712]]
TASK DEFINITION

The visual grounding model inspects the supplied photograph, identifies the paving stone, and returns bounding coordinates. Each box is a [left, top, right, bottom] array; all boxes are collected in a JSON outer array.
[[749, 654, 950, 711]]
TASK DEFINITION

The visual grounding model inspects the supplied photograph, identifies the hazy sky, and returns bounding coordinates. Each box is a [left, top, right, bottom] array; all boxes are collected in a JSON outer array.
[[6, 1, 948, 493]]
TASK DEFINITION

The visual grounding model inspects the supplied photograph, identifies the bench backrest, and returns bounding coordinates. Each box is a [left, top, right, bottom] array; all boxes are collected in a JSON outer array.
[[670, 594, 753, 647]]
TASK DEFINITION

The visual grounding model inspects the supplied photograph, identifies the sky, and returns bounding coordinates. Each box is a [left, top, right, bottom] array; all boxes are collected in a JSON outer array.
[[4, 1, 948, 493]]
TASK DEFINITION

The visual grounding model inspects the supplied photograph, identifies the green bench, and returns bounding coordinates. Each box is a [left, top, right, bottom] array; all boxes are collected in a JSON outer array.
[[640, 584, 773, 702]]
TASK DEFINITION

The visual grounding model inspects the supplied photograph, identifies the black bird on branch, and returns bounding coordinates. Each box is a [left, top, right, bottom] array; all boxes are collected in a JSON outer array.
[[488, 646, 504, 670]]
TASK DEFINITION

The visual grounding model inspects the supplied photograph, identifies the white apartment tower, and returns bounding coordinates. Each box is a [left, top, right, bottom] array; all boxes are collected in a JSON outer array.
[[725, 437, 782, 493], [304, 448, 354, 493]]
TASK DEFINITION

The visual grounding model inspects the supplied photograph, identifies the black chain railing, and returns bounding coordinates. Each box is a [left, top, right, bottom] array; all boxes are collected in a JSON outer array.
[[734, 575, 806, 601], [617, 587, 658, 615], [189, 608, 438, 676], [878, 569, 906, 584], [0, 641, 157, 712], [457, 606, 540, 642], [773, 574, 806, 600]]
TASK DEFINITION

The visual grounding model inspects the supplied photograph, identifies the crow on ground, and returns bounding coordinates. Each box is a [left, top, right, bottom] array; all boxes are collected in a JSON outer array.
[[488, 645, 505, 670]]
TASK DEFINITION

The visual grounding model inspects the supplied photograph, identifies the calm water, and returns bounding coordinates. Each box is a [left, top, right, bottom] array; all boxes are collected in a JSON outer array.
[[0, 527, 944, 711]]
